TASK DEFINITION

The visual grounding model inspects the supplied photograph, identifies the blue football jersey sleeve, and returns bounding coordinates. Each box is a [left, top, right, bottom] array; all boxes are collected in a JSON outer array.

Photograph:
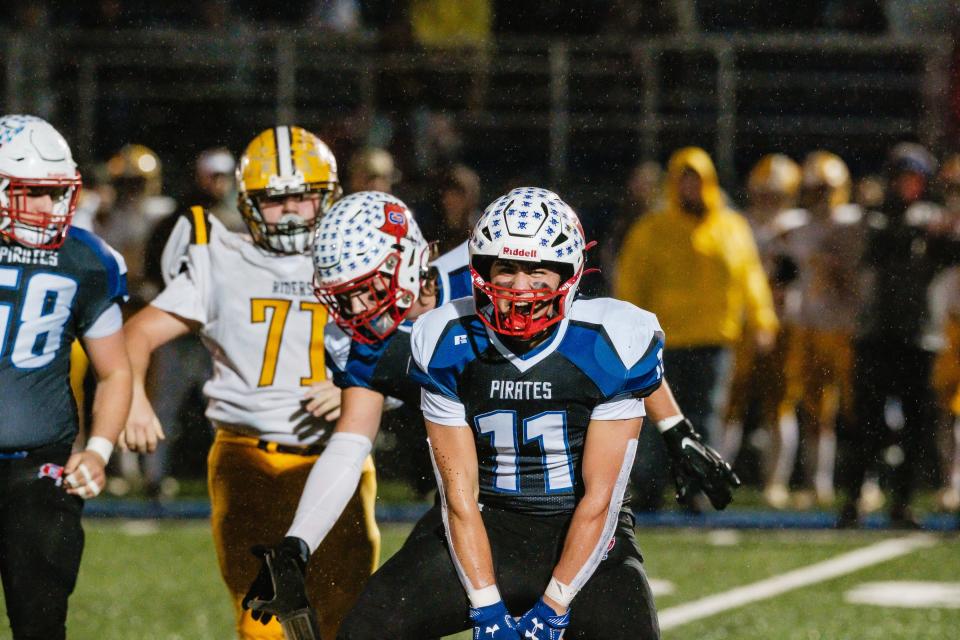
[[335, 337, 391, 391], [560, 298, 664, 401], [68, 227, 129, 335], [409, 297, 480, 401]]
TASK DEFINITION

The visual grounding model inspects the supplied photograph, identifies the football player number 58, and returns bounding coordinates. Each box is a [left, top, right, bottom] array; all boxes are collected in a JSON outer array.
[[0, 266, 76, 368], [250, 298, 327, 387]]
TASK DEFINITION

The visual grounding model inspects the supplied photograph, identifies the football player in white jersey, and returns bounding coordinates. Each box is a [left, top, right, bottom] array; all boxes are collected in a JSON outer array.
[[121, 127, 379, 640], [241, 190, 473, 637], [783, 151, 864, 509]]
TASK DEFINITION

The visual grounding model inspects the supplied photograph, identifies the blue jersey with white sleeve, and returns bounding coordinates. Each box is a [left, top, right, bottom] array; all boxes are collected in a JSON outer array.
[[0, 228, 128, 450], [410, 297, 664, 516], [334, 242, 472, 406]]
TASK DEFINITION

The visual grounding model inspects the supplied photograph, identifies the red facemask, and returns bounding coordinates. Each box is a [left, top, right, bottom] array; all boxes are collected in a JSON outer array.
[[314, 254, 414, 345], [0, 174, 82, 249], [471, 267, 581, 340]]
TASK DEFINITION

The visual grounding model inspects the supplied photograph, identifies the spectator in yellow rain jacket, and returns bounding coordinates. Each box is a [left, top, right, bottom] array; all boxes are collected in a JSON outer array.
[[615, 146, 778, 509]]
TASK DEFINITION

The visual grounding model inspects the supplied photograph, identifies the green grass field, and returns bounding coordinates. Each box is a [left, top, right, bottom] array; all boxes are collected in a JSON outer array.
[[2, 520, 958, 639]]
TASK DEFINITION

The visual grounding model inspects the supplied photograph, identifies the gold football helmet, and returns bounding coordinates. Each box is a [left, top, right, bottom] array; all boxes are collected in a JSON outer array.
[[747, 153, 801, 213], [237, 126, 341, 254], [106, 144, 162, 197], [801, 151, 851, 208], [748, 154, 801, 199]]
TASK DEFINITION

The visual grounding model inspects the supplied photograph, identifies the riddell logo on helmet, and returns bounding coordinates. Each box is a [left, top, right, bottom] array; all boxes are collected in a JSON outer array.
[[501, 246, 538, 259]]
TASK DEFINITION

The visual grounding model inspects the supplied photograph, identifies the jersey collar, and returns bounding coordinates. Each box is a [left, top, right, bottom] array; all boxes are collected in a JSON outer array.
[[484, 317, 569, 373]]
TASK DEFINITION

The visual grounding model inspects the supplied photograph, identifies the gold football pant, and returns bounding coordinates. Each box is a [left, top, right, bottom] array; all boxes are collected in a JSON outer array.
[[208, 428, 380, 640], [784, 327, 853, 499], [785, 327, 854, 426], [724, 326, 791, 427]]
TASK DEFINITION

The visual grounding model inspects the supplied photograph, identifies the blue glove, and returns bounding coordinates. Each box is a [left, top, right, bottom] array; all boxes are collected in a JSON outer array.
[[517, 598, 569, 640], [470, 600, 520, 640]]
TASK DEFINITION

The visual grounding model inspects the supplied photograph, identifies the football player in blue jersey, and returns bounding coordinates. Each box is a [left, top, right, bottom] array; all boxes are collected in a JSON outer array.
[[242, 191, 472, 637], [332, 187, 736, 640], [0, 115, 131, 640], [246, 190, 736, 639]]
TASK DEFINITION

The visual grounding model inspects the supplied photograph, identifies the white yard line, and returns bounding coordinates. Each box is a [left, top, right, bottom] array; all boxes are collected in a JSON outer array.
[[659, 534, 938, 631]]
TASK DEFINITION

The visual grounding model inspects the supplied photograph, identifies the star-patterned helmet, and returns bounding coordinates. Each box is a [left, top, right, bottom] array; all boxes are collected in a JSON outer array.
[[311, 191, 429, 344], [0, 114, 82, 249], [469, 187, 588, 339]]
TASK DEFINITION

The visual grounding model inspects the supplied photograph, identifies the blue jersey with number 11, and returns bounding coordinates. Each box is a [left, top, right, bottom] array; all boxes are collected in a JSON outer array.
[[411, 296, 664, 516]]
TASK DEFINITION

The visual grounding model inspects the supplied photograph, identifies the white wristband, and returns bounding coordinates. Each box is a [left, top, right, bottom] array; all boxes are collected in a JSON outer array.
[[468, 584, 501, 609], [655, 414, 685, 434], [85, 436, 114, 465], [545, 576, 577, 607]]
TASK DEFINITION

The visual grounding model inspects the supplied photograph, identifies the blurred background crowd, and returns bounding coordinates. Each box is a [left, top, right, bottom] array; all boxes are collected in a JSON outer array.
[[3, 0, 958, 35], [5, 1, 960, 525]]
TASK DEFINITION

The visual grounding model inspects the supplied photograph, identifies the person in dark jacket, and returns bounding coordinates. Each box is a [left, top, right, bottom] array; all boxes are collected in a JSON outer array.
[[839, 143, 960, 528]]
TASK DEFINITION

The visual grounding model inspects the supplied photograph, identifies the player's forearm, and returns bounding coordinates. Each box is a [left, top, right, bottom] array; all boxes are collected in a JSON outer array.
[[124, 321, 161, 385], [644, 380, 682, 425], [286, 431, 373, 553], [123, 306, 191, 385], [427, 422, 499, 605], [447, 500, 498, 592], [549, 494, 611, 602], [333, 387, 385, 442], [547, 420, 639, 614], [89, 366, 133, 445]]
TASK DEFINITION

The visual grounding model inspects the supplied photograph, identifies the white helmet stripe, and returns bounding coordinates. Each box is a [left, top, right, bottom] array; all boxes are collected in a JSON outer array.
[[276, 126, 293, 177]]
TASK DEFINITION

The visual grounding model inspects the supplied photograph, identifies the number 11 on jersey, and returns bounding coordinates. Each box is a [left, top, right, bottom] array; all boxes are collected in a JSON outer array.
[[475, 410, 574, 494]]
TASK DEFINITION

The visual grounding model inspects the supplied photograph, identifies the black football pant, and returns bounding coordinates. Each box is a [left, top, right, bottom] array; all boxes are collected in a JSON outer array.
[[338, 505, 660, 639], [840, 340, 938, 512], [0, 445, 84, 640]]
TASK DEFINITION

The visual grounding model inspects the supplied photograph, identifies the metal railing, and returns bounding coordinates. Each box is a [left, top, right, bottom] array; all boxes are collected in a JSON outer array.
[[2, 29, 953, 196]]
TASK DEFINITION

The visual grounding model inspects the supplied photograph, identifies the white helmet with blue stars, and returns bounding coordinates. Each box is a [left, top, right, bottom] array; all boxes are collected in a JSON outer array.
[[469, 187, 589, 338], [311, 190, 430, 343]]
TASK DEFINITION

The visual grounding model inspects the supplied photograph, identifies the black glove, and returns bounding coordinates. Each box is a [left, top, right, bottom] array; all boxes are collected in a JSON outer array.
[[661, 418, 741, 510], [242, 536, 312, 626]]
